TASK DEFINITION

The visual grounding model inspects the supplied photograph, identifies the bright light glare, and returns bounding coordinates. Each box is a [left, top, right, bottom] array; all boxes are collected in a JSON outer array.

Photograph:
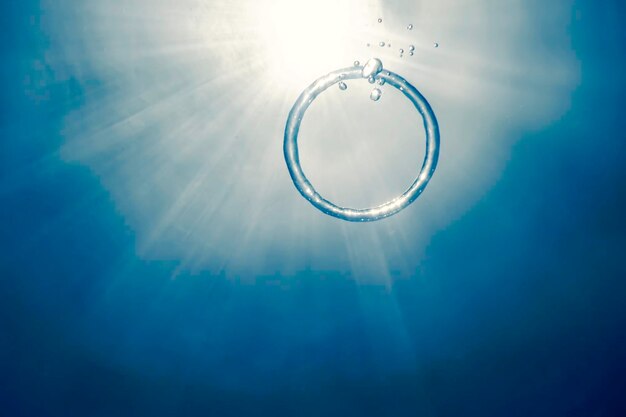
[[249, 0, 366, 87]]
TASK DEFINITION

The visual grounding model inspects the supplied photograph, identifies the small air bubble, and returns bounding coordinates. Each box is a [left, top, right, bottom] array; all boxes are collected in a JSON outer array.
[[370, 88, 382, 101], [361, 58, 383, 78], [368, 76, 375, 84], [377, 18, 382, 23], [409, 51, 414, 56], [434, 42, 439, 48], [354, 60, 360, 66], [399, 48, 404, 54], [377, 78, 385, 86], [338, 81, 347, 91], [408, 45, 415, 52], [379, 41, 385, 47], [407, 24, 413, 30]]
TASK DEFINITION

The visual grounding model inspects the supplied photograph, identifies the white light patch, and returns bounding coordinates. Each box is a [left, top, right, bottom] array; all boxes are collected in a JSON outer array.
[[247, 0, 368, 87], [44, 0, 579, 280]]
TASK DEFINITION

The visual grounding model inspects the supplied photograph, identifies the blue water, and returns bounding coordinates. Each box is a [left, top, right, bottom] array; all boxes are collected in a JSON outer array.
[[2, 1, 626, 416]]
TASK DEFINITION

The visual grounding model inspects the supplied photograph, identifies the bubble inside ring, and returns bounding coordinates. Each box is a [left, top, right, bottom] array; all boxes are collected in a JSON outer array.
[[284, 64, 440, 222]]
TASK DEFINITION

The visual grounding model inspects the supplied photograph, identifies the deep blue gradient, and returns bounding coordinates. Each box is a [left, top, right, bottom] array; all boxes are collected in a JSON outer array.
[[2, 1, 626, 416]]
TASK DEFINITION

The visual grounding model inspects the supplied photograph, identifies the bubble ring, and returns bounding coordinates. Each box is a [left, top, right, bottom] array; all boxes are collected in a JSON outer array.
[[284, 66, 440, 222]]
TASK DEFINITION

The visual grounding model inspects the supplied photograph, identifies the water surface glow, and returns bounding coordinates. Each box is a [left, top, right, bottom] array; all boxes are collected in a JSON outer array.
[[42, 0, 578, 278]]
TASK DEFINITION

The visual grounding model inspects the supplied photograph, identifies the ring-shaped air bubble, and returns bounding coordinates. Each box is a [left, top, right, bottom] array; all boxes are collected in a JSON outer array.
[[284, 66, 440, 222]]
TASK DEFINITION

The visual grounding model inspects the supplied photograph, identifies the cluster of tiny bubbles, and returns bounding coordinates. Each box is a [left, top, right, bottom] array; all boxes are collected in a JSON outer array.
[[358, 58, 384, 102], [407, 23, 413, 30], [338, 81, 347, 91]]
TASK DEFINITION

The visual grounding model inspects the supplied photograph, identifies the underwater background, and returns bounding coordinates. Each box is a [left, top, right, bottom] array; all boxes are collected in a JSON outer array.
[[1, 0, 626, 415]]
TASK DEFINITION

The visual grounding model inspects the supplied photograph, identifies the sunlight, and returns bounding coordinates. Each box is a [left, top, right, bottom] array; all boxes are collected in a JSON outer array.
[[46, 0, 579, 277], [248, 0, 369, 87]]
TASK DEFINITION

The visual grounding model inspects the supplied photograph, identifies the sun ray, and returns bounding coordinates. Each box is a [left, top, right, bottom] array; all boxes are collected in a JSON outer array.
[[40, 0, 579, 280]]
